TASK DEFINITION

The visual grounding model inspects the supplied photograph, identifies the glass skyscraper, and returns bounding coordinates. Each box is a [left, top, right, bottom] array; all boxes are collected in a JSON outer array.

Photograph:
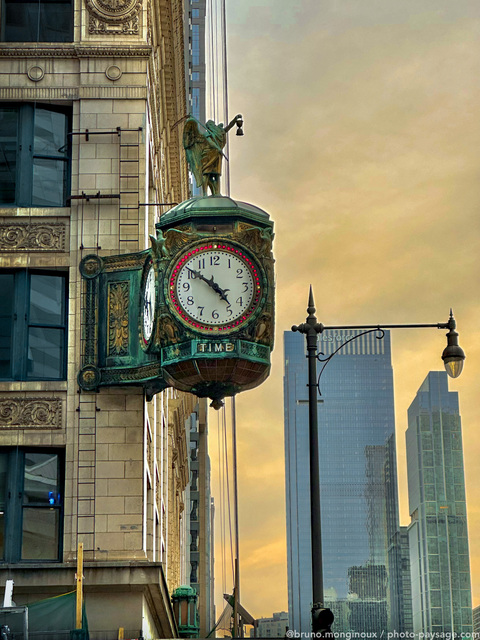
[[284, 329, 401, 634], [406, 371, 473, 635]]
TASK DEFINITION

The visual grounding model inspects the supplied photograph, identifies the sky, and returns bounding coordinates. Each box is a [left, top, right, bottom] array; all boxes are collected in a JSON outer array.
[[208, 0, 480, 621]]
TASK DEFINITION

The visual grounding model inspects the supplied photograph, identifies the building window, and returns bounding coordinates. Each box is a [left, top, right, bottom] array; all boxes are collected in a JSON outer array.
[[191, 24, 200, 66], [190, 499, 198, 521], [190, 530, 198, 552], [0, 104, 71, 207], [0, 270, 68, 381], [2, 0, 73, 42], [190, 469, 198, 492], [192, 9, 200, 18], [190, 560, 198, 583], [0, 448, 64, 562], [190, 88, 201, 120]]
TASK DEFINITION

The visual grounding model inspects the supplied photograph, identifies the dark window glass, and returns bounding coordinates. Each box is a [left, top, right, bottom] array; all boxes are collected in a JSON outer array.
[[27, 327, 65, 379], [0, 271, 67, 381], [32, 159, 68, 206], [3, 0, 73, 43], [0, 448, 63, 563], [22, 508, 59, 560], [0, 104, 70, 207], [0, 274, 14, 378], [0, 108, 18, 203], [191, 24, 200, 65], [191, 88, 200, 120], [23, 452, 60, 504], [0, 453, 6, 559], [29, 274, 65, 324]]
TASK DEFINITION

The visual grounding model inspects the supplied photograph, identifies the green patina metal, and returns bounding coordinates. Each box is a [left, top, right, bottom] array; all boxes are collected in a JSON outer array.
[[182, 115, 243, 196], [158, 194, 272, 229], [161, 339, 270, 366], [78, 191, 275, 407], [171, 585, 199, 638], [78, 250, 169, 399]]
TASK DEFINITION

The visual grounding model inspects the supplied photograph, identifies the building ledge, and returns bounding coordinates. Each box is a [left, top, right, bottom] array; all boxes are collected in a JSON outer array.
[[0, 561, 177, 638]]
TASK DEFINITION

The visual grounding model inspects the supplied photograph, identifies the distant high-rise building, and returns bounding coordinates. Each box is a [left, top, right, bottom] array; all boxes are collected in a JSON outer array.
[[406, 371, 473, 634], [188, 402, 215, 637], [473, 605, 480, 634], [185, 0, 206, 124], [250, 611, 289, 638], [389, 526, 413, 633], [284, 329, 401, 634], [184, 0, 206, 196]]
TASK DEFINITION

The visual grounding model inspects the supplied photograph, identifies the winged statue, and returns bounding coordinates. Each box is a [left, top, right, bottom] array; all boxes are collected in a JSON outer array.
[[182, 114, 243, 196]]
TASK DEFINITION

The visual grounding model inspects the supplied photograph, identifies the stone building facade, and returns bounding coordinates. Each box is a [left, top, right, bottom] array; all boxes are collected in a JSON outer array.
[[0, 0, 210, 637]]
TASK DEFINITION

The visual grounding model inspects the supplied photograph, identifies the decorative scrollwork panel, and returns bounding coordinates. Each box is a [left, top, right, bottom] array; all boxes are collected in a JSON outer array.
[[0, 222, 66, 252], [0, 397, 63, 429]]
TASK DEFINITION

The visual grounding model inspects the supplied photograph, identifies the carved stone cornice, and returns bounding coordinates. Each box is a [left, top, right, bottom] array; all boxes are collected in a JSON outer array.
[[0, 221, 67, 252], [0, 397, 62, 429], [75, 45, 151, 57], [0, 44, 152, 58], [0, 45, 77, 58], [0, 88, 78, 101], [0, 86, 148, 102]]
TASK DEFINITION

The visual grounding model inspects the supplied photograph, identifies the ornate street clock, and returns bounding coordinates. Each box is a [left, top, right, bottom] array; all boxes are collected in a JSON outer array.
[[149, 195, 275, 409], [78, 115, 275, 408]]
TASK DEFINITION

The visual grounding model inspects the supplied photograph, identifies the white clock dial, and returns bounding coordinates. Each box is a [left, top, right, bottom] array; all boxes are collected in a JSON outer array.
[[169, 244, 262, 332], [143, 265, 156, 341]]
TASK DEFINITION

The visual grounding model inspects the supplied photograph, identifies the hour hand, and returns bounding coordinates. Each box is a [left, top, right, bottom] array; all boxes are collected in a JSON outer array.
[[206, 275, 230, 304], [213, 283, 230, 304], [187, 267, 230, 304]]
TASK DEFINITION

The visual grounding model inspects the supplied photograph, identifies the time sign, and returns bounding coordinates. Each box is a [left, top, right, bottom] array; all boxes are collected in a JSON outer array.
[[168, 243, 263, 333]]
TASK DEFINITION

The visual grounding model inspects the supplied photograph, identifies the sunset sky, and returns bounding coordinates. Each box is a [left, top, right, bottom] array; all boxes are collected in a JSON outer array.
[[209, 0, 480, 620]]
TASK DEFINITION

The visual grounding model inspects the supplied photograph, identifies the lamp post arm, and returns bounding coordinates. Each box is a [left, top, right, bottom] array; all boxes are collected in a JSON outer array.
[[321, 322, 450, 330]]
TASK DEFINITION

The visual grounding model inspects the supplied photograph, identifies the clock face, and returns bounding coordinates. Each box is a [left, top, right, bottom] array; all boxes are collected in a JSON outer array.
[[142, 265, 156, 342], [169, 243, 262, 332]]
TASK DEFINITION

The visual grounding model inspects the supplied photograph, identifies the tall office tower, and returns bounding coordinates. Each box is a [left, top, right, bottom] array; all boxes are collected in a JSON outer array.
[[184, 0, 206, 196], [188, 401, 215, 637], [185, 0, 206, 124], [0, 1, 210, 637], [389, 527, 413, 632], [249, 611, 290, 638], [406, 371, 473, 634], [473, 605, 480, 634], [284, 329, 401, 634]]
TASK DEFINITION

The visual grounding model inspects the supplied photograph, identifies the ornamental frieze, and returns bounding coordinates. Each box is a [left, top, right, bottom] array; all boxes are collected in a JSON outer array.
[[0, 397, 62, 429], [86, 0, 142, 34], [104, 252, 146, 272], [0, 222, 66, 252]]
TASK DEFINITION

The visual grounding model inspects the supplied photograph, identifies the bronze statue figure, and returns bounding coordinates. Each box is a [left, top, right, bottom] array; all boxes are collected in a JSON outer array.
[[183, 114, 243, 196]]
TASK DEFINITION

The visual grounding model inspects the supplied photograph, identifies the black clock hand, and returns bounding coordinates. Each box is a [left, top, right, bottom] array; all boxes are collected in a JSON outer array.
[[208, 277, 230, 303], [187, 267, 230, 304], [144, 299, 151, 318]]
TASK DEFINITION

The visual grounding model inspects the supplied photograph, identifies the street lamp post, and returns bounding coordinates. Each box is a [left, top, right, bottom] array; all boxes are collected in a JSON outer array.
[[292, 287, 465, 636]]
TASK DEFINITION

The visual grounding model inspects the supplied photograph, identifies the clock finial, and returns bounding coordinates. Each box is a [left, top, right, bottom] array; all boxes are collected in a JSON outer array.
[[182, 114, 244, 196]]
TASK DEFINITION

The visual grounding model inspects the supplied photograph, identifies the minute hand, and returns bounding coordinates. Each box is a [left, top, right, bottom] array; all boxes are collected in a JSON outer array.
[[187, 267, 230, 304]]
